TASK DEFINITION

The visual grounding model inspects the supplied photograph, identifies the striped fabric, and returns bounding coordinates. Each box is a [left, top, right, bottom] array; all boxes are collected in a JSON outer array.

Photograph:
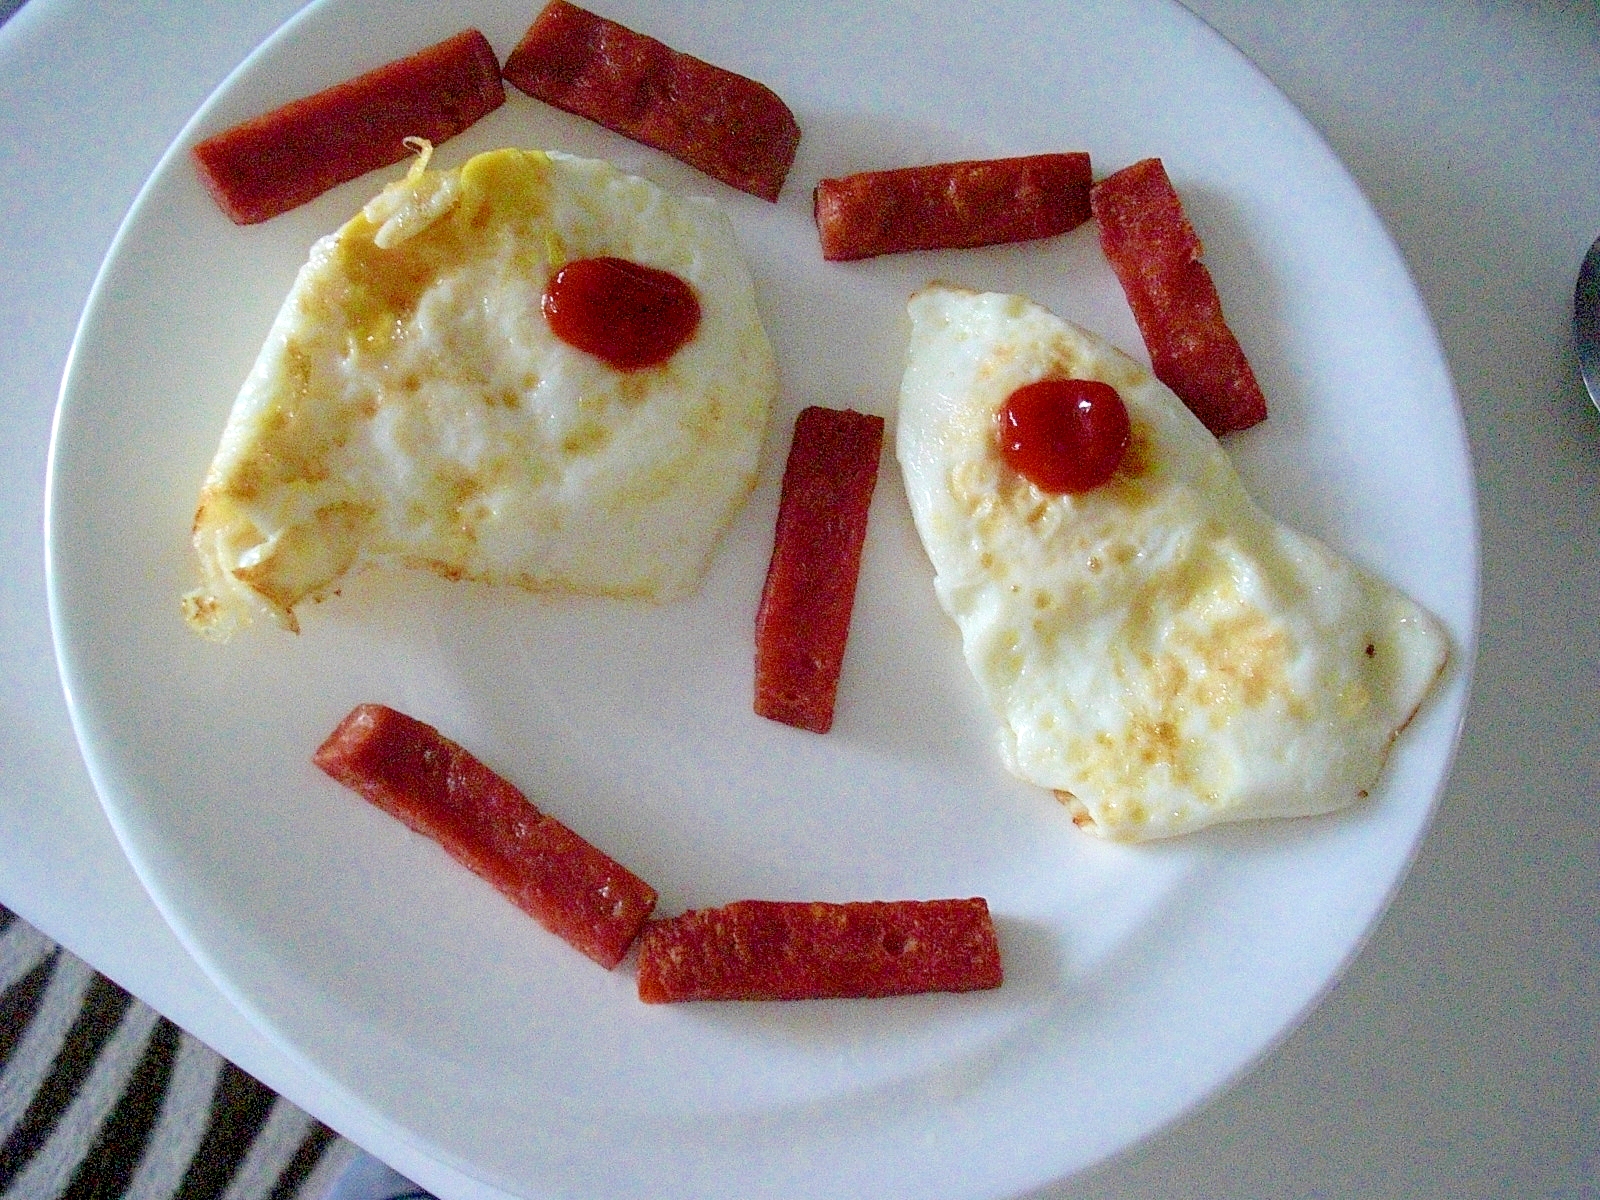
[[0, 905, 425, 1200]]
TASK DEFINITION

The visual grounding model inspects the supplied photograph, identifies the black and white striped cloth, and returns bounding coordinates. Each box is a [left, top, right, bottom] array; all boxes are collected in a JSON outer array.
[[0, 905, 431, 1200]]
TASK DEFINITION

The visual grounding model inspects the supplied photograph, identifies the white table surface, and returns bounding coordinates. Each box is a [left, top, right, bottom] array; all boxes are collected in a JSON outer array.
[[2, 2, 1595, 1197]]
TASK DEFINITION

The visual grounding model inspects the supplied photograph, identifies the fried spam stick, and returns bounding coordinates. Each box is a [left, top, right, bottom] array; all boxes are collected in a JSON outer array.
[[502, 0, 801, 202], [753, 406, 885, 733], [192, 29, 505, 225], [1090, 157, 1267, 435], [637, 898, 1003, 1002], [313, 704, 656, 969], [814, 153, 1093, 261]]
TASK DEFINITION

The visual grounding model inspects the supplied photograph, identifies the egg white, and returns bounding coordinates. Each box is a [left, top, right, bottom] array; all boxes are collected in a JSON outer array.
[[897, 283, 1448, 841], [185, 147, 775, 639]]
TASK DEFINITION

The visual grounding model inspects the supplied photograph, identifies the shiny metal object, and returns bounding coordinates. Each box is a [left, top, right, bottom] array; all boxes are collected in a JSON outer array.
[[1576, 234, 1600, 413]]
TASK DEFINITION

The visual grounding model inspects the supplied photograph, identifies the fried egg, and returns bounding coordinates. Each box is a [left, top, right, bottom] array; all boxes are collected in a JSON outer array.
[[897, 283, 1448, 841], [184, 146, 775, 639]]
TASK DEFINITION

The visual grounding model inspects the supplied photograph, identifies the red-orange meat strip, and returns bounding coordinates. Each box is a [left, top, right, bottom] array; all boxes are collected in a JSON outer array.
[[313, 704, 656, 969], [637, 898, 1003, 1003], [192, 29, 505, 225], [1090, 157, 1268, 435], [502, 0, 800, 202], [753, 406, 885, 734], [814, 153, 1092, 261]]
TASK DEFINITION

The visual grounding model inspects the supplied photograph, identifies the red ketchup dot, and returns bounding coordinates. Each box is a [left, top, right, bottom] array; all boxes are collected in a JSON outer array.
[[997, 378, 1131, 493], [541, 256, 701, 371]]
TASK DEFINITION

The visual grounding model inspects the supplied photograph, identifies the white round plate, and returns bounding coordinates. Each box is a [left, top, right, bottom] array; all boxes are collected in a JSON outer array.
[[46, 1, 1477, 1197]]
